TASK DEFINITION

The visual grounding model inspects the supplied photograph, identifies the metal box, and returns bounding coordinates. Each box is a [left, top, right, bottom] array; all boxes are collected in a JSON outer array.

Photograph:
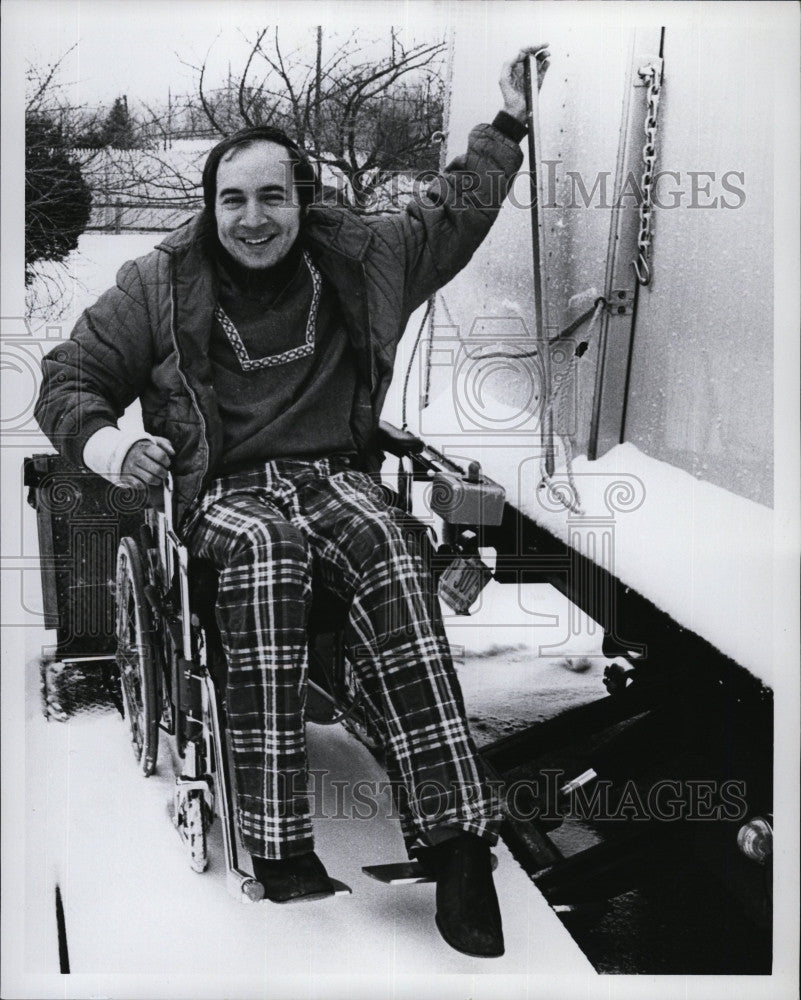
[[429, 462, 506, 526], [24, 453, 148, 658]]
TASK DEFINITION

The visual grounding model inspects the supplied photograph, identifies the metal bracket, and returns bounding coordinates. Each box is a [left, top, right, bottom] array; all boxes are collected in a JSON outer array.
[[633, 55, 663, 87], [606, 289, 635, 316], [175, 773, 215, 815], [175, 774, 213, 792]]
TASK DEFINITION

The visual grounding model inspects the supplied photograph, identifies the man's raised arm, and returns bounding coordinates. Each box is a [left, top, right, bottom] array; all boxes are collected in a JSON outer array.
[[371, 44, 550, 318]]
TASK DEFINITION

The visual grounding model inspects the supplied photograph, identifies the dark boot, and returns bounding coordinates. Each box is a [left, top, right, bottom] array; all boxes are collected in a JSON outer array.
[[251, 850, 336, 903], [415, 833, 505, 958]]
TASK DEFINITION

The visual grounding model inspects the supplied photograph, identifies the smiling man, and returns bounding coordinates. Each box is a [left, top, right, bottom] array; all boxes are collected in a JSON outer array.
[[35, 46, 550, 958], [215, 140, 301, 266]]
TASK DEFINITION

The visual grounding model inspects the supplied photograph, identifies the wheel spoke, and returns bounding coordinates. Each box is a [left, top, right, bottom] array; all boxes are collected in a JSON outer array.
[[115, 538, 159, 774]]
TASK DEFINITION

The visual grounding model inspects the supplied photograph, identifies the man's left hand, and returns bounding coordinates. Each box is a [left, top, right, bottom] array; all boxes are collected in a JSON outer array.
[[500, 45, 551, 124]]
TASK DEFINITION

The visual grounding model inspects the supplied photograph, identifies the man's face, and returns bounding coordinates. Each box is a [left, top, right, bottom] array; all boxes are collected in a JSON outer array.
[[214, 140, 302, 269]]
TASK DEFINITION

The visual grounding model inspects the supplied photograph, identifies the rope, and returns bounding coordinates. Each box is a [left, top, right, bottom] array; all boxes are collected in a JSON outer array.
[[538, 298, 606, 514], [418, 29, 456, 421], [438, 290, 457, 329], [418, 289, 453, 414], [399, 283, 606, 504], [401, 298, 434, 429]]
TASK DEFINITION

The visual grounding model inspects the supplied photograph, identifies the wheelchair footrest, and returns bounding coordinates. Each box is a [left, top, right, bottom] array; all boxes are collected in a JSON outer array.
[[362, 862, 435, 884], [234, 876, 352, 903], [275, 878, 352, 903], [362, 854, 498, 885]]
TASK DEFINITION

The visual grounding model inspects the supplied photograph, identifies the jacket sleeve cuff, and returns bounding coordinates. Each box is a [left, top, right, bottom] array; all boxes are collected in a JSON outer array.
[[492, 110, 528, 144], [82, 426, 156, 483]]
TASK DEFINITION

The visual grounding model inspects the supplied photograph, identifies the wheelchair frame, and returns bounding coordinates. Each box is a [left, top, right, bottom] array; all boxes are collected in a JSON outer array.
[[113, 426, 490, 900], [115, 474, 270, 900]]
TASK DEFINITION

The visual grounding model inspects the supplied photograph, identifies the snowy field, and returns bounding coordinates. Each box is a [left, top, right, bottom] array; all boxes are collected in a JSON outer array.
[[26, 232, 167, 326]]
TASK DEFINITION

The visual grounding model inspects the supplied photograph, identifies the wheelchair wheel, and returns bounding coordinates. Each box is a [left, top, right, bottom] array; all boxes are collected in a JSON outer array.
[[115, 536, 159, 776]]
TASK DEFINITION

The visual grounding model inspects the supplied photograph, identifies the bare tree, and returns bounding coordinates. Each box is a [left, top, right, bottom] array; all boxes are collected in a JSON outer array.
[[24, 53, 195, 318], [186, 27, 447, 209], [25, 51, 95, 317]]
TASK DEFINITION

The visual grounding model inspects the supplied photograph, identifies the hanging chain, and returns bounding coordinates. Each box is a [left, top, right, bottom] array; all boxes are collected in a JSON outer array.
[[633, 60, 663, 286]]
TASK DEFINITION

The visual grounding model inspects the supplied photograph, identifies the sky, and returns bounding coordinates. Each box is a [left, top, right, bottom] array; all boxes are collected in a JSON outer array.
[[16, 0, 453, 109]]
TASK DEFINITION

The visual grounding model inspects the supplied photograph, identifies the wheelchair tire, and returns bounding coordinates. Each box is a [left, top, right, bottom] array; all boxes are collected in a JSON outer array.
[[115, 536, 159, 776]]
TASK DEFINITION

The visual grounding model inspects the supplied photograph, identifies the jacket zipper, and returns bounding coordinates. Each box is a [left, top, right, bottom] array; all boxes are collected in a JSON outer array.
[[358, 261, 377, 395], [168, 257, 209, 529]]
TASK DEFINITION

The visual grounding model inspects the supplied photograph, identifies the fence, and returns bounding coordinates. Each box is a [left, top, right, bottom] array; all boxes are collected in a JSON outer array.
[[71, 144, 211, 232], [71, 144, 422, 232], [87, 200, 199, 232]]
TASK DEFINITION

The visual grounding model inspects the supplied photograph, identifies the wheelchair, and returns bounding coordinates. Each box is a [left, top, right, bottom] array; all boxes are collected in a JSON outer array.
[[113, 422, 506, 900]]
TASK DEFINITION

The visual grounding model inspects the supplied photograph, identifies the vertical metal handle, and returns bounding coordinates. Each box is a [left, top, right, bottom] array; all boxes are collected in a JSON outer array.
[[524, 55, 555, 477]]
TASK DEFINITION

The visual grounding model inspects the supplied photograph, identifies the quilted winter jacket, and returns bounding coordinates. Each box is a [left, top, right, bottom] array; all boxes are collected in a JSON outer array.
[[35, 122, 524, 533]]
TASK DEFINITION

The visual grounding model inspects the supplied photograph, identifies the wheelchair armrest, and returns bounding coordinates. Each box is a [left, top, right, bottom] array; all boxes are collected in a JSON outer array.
[[377, 421, 424, 458]]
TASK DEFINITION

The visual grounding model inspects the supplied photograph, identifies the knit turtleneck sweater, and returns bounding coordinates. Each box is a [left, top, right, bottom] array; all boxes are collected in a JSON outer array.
[[209, 237, 358, 472]]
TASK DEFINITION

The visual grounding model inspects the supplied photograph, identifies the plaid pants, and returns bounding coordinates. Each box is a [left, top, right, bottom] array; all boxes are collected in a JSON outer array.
[[183, 455, 502, 859]]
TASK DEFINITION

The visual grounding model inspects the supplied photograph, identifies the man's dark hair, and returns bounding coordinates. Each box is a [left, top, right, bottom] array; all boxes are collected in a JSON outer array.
[[202, 125, 320, 214]]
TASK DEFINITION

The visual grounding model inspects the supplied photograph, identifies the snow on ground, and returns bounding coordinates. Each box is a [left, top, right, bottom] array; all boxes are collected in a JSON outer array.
[[28, 232, 169, 326], [14, 559, 605, 994], [445, 580, 607, 745], [10, 557, 602, 996], [21, 644, 595, 997], [72, 232, 166, 292]]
